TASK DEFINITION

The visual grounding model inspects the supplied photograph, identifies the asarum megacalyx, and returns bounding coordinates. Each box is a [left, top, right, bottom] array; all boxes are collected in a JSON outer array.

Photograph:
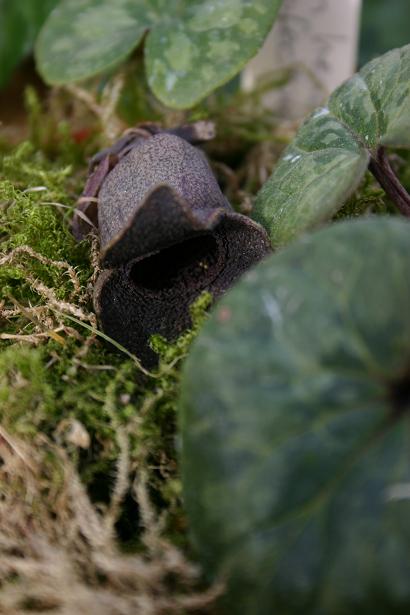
[[72, 122, 271, 367]]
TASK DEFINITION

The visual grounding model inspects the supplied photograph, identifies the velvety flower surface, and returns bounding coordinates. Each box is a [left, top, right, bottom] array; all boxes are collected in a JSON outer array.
[[74, 126, 271, 367]]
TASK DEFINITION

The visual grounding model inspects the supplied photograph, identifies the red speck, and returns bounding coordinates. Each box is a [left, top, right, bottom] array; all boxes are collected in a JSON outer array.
[[217, 306, 232, 323], [72, 127, 93, 144]]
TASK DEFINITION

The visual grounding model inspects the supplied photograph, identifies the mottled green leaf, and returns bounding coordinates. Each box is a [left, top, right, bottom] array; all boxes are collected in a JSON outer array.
[[254, 45, 410, 248], [35, 0, 158, 85], [0, 0, 58, 88], [35, 0, 282, 109], [180, 217, 410, 614], [145, 0, 282, 109]]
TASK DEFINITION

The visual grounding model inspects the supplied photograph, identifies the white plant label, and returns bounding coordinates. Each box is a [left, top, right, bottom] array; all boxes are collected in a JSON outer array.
[[242, 0, 362, 118]]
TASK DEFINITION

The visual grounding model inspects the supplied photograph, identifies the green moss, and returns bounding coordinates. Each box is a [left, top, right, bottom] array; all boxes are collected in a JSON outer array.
[[336, 170, 393, 220], [0, 345, 54, 436], [0, 144, 90, 320], [0, 141, 213, 552]]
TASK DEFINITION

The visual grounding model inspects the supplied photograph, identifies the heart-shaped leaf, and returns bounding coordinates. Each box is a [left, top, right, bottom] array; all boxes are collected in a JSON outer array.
[[35, 0, 282, 109], [0, 0, 58, 87], [180, 217, 410, 614], [254, 44, 410, 248]]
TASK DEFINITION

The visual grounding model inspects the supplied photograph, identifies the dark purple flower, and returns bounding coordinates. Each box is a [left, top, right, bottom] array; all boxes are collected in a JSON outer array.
[[74, 124, 271, 367]]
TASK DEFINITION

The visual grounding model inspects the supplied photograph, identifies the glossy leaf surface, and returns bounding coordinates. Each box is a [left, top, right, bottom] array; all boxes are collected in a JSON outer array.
[[254, 45, 410, 248], [180, 217, 410, 614], [35, 0, 282, 108]]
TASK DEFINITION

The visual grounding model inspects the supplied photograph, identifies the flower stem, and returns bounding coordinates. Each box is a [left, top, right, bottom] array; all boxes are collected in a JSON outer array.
[[369, 147, 410, 218]]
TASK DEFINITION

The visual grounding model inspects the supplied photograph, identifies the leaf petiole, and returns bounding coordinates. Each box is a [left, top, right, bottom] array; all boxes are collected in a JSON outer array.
[[369, 147, 410, 218]]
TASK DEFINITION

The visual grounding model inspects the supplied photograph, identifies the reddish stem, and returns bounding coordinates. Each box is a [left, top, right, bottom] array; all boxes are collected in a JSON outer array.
[[369, 147, 410, 218]]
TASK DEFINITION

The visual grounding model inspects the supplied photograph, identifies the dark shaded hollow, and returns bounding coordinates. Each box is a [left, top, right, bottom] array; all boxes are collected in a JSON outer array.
[[388, 367, 410, 419], [129, 234, 220, 292]]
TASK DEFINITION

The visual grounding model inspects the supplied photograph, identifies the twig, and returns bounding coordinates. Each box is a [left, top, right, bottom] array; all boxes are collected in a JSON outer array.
[[369, 147, 410, 217], [64, 77, 124, 142], [0, 245, 82, 299]]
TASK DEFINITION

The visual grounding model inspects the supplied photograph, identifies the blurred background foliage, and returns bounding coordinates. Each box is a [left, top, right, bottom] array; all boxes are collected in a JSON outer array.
[[0, 0, 409, 149], [1, 0, 409, 93], [0, 0, 58, 88], [360, 0, 410, 65]]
